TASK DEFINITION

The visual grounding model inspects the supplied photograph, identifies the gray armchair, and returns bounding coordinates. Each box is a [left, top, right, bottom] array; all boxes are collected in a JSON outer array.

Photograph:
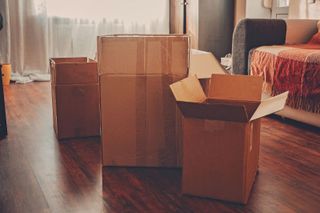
[[232, 19, 287, 75]]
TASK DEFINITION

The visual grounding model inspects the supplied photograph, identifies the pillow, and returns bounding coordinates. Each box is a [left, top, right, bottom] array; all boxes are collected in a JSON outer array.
[[308, 32, 320, 44], [307, 20, 320, 44], [285, 20, 319, 44]]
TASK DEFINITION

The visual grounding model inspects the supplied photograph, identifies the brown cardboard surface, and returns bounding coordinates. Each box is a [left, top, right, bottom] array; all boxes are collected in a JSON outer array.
[[177, 102, 249, 122], [97, 37, 145, 75], [100, 75, 138, 165], [98, 35, 188, 167], [169, 75, 206, 103], [170, 75, 288, 121], [51, 82, 58, 136], [206, 99, 261, 119], [170, 74, 288, 203], [54, 63, 98, 84], [54, 84, 100, 139], [168, 36, 190, 77], [97, 35, 189, 76], [243, 120, 261, 201], [100, 75, 182, 167], [50, 57, 88, 63], [145, 37, 168, 75], [208, 74, 263, 102], [182, 118, 261, 204], [250, 91, 289, 121], [189, 49, 227, 79], [50, 58, 98, 84]]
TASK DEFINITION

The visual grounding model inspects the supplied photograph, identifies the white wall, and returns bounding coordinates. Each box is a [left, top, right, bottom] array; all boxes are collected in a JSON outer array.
[[309, 1, 320, 19], [245, 0, 271, 18], [289, 0, 320, 19]]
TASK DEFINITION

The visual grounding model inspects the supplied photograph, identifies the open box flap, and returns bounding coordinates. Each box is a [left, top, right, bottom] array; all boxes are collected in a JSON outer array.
[[189, 49, 226, 79], [206, 99, 260, 119], [250, 91, 289, 121], [209, 74, 264, 102], [177, 101, 250, 122], [170, 75, 206, 103]]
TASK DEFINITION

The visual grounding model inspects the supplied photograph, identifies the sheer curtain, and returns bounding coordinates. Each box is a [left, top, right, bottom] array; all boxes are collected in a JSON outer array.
[[0, 0, 169, 83], [288, 0, 320, 19]]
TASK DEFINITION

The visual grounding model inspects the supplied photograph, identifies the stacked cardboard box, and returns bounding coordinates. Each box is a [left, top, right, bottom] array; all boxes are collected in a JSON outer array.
[[50, 57, 100, 140], [97, 35, 189, 167], [170, 74, 288, 204]]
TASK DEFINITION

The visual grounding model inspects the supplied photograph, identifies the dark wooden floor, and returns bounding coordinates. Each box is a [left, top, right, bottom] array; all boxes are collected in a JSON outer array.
[[0, 82, 319, 213]]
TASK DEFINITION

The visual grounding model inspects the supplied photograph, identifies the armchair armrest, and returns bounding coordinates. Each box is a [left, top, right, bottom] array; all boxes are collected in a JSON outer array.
[[232, 19, 286, 75]]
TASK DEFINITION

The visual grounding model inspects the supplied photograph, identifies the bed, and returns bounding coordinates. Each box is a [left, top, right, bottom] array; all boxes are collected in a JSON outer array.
[[232, 19, 320, 127]]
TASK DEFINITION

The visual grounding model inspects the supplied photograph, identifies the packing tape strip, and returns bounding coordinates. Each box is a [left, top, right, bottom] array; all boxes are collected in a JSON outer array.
[[135, 38, 147, 165], [135, 75, 147, 165]]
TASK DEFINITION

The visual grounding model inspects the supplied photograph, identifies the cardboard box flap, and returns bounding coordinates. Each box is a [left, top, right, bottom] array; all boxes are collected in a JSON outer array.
[[50, 58, 98, 85], [177, 101, 249, 122], [189, 49, 226, 79], [170, 76, 206, 103], [208, 74, 264, 102], [206, 99, 260, 119], [250, 91, 289, 121], [97, 35, 189, 76]]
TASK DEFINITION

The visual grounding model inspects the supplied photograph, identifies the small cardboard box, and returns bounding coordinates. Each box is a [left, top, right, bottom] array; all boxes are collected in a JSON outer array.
[[170, 74, 288, 204], [50, 57, 100, 140], [98, 35, 189, 167]]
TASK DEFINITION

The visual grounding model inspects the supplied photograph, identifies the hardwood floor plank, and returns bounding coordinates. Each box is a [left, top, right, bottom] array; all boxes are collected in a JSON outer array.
[[0, 82, 319, 213]]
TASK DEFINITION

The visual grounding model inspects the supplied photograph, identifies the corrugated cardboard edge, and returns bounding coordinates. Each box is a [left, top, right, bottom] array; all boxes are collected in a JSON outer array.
[[97, 35, 190, 76], [250, 91, 289, 121]]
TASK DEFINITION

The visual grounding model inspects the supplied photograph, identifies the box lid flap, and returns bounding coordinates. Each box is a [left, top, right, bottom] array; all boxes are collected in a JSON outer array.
[[177, 101, 249, 122], [250, 91, 289, 121], [189, 49, 226, 79], [207, 99, 261, 119], [170, 75, 206, 103], [208, 74, 264, 102]]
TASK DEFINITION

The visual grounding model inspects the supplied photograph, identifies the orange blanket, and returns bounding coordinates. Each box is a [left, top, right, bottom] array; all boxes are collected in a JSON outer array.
[[250, 44, 320, 113]]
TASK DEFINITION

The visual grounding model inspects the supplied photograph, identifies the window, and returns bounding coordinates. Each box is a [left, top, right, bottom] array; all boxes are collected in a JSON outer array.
[[277, 0, 289, 7], [45, 0, 168, 22], [272, 0, 289, 19]]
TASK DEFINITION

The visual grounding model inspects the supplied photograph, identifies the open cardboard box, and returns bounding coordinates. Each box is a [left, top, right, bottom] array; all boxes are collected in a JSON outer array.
[[170, 74, 288, 204], [50, 57, 100, 140], [171, 74, 289, 122]]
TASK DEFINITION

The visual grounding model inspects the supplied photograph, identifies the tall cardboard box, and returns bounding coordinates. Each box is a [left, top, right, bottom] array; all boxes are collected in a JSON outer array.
[[170, 74, 288, 204], [97, 35, 189, 167], [50, 57, 100, 140]]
